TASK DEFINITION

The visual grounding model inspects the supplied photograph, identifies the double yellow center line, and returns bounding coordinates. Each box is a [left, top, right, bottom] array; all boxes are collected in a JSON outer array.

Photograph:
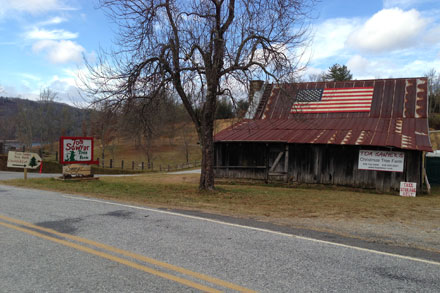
[[0, 214, 255, 292]]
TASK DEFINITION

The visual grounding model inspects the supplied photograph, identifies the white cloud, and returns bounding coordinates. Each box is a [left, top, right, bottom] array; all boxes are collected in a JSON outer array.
[[32, 40, 85, 64], [18, 73, 42, 81], [347, 55, 370, 73], [25, 27, 78, 40], [0, 0, 74, 17], [308, 18, 359, 61], [425, 25, 440, 44], [383, 0, 438, 9], [347, 8, 427, 53], [37, 16, 67, 26]]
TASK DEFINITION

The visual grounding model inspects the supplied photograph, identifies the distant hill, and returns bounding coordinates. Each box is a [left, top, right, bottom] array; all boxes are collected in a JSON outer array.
[[0, 96, 90, 141]]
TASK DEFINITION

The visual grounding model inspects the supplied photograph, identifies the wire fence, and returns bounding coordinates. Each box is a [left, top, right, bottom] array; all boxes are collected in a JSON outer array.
[[96, 158, 201, 172], [1, 146, 201, 173]]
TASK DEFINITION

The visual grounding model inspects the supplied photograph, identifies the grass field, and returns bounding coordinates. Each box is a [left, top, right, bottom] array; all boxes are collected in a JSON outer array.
[[3, 173, 439, 224]]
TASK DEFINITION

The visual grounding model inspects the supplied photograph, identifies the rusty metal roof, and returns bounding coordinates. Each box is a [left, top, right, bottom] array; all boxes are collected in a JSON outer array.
[[215, 78, 432, 152]]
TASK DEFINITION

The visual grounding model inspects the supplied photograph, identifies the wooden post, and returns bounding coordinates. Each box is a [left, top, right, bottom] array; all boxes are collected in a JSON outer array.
[[226, 143, 229, 176], [121, 160, 124, 169], [24, 168, 27, 180], [284, 144, 289, 183], [132, 161, 134, 170], [142, 162, 144, 171], [110, 159, 113, 168], [55, 151, 58, 162], [265, 143, 269, 183]]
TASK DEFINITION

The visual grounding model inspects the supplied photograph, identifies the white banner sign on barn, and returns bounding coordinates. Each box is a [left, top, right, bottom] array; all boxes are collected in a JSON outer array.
[[358, 150, 404, 172], [400, 182, 416, 197]]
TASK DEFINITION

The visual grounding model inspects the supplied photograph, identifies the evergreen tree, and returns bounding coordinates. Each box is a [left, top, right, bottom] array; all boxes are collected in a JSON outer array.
[[325, 64, 353, 81], [29, 156, 37, 168], [69, 151, 76, 162]]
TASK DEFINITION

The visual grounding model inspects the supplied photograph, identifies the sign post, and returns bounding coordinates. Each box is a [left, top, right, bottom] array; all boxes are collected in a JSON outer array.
[[7, 151, 42, 180], [59, 137, 98, 179]]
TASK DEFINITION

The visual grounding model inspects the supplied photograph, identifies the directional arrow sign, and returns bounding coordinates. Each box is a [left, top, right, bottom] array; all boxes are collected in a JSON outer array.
[[7, 151, 42, 169]]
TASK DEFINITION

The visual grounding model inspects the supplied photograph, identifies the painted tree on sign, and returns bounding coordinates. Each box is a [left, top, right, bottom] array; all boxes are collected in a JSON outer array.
[[69, 151, 76, 162], [29, 157, 37, 168]]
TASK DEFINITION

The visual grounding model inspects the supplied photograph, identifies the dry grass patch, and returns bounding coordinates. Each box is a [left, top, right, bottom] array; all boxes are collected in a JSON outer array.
[[3, 173, 439, 225]]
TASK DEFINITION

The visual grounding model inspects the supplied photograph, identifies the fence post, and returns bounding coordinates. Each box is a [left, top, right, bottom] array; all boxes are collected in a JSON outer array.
[[142, 162, 144, 171], [55, 151, 58, 162], [110, 159, 113, 168], [132, 161, 135, 170], [121, 160, 124, 169], [102, 159, 105, 168]]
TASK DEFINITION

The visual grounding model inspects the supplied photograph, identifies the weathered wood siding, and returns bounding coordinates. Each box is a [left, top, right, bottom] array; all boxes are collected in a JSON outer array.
[[214, 142, 423, 193]]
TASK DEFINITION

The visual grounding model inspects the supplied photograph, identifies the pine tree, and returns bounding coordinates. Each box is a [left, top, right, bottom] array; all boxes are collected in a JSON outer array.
[[29, 156, 37, 168], [69, 151, 76, 162], [325, 64, 353, 81]]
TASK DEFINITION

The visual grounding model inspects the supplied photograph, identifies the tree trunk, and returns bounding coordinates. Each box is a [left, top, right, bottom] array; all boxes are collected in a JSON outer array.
[[199, 123, 215, 191], [199, 91, 216, 191]]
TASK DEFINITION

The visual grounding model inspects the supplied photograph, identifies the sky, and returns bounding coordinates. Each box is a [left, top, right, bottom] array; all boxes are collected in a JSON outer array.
[[0, 0, 439, 104]]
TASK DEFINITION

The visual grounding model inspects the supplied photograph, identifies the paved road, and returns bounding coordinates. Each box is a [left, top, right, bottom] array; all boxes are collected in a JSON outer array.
[[0, 171, 60, 180], [0, 184, 439, 292], [168, 169, 201, 174]]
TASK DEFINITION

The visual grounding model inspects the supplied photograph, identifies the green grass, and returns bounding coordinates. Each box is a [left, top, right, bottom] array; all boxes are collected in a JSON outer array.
[[3, 174, 440, 224]]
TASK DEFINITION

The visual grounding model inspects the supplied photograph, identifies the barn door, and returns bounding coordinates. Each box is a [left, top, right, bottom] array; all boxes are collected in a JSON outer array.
[[266, 144, 289, 182]]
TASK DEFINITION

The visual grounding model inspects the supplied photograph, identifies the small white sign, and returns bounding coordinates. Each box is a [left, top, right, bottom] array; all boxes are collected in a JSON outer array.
[[62, 138, 93, 163], [400, 182, 416, 197], [7, 151, 42, 169], [358, 150, 404, 172]]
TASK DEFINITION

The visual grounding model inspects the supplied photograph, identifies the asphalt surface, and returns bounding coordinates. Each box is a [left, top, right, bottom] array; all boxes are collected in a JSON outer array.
[[0, 184, 439, 292], [0, 171, 60, 180]]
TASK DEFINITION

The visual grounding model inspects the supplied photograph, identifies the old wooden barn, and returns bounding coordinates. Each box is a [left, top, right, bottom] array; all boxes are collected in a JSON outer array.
[[214, 78, 433, 193]]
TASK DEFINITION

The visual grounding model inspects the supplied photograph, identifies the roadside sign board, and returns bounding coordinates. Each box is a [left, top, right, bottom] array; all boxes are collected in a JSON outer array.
[[400, 182, 416, 197], [358, 150, 404, 172], [62, 164, 92, 177], [60, 137, 98, 165], [7, 151, 42, 169]]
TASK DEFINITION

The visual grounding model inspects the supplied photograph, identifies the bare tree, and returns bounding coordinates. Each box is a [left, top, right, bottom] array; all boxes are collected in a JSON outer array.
[[85, 0, 313, 190], [36, 88, 58, 151], [426, 69, 440, 114], [90, 103, 118, 163], [15, 104, 34, 151]]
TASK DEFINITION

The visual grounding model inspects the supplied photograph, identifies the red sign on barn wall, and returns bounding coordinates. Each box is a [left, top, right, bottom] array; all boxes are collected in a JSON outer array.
[[59, 137, 98, 165]]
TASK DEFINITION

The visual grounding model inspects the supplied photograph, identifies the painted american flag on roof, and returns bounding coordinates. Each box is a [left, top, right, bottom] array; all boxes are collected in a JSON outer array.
[[290, 87, 374, 113]]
